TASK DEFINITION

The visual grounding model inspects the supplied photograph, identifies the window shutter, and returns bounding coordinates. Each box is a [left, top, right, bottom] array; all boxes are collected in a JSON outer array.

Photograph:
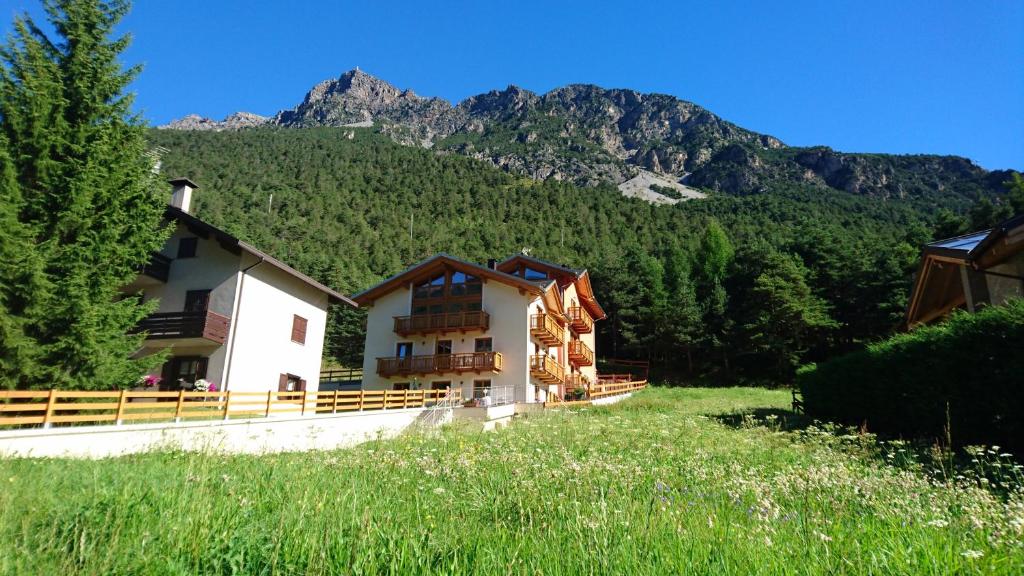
[[197, 358, 209, 380], [278, 373, 288, 392], [299, 379, 307, 392], [291, 315, 308, 344]]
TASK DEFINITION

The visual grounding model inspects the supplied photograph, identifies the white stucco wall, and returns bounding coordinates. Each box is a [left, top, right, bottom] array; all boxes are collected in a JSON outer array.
[[224, 253, 329, 393], [142, 222, 241, 317], [0, 408, 441, 458]]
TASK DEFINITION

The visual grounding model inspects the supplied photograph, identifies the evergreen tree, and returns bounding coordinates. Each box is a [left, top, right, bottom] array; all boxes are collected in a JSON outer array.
[[0, 0, 167, 389], [694, 219, 734, 374], [932, 208, 967, 240], [744, 251, 838, 381], [662, 245, 701, 374], [1004, 173, 1024, 216]]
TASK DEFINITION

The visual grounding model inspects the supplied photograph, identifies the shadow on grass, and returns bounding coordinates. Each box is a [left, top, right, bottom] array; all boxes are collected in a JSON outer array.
[[712, 407, 812, 433]]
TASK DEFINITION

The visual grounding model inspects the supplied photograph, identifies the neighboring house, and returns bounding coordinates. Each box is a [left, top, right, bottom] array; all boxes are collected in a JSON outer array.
[[352, 253, 606, 404], [124, 178, 356, 392], [906, 213, 1024, 329]]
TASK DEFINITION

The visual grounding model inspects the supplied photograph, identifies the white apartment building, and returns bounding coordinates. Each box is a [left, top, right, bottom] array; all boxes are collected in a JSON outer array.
[[124, 178, 355, 392], [352, 253, 605, 403]]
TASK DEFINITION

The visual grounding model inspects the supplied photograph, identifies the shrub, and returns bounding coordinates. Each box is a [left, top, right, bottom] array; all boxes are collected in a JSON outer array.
[[798, 299, 1024, 452]]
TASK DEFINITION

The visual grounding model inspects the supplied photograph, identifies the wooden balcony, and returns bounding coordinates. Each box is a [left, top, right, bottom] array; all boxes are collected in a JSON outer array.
[[394, 311, 489, 336], [566, 373, 592, 391], [376, 352, 503, 378], [567, 306, 593, 334], [530, 313, 564, 346], [530, 354, 564, 384], [133, 310, 230, 344], [568, 339, 594, 367], [138, 252, 172, 283]]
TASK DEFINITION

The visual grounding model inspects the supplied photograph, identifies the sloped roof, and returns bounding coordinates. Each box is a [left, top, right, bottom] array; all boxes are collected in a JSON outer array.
[[167, 207, 355, 307], [497, 254, 607, 320], [905, 213, 1024, 328], [352, 253, 564, 314]]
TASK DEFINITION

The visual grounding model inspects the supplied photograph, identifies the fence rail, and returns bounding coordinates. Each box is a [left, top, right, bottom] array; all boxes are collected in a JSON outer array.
[[588, 380, 647, 399], [0, 388, 455, 429]]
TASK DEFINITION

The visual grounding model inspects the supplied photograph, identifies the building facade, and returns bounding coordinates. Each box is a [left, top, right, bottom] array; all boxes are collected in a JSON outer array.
[[124, 178, 355, 392], [906, 213, 1024, 328], [352, 253, 605, 404]]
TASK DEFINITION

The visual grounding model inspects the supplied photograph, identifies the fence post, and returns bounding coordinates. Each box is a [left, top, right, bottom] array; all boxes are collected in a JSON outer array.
[[358, 390, 365, 411], [115, 389, 128, 425], [175, 390, 185, 422], [265, 390, 273, 418], [42, 390, 57, 429], [301, 389, 308, 416], [332, 390, 339, 414], [222, 390, 231, 421], [403, 390, 409, 409]]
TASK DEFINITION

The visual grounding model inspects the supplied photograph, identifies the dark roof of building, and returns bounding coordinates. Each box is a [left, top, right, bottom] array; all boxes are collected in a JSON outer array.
[[166, 206, 355, 307], [167, 177, 199, 189], [924, 213, 1024, 262]]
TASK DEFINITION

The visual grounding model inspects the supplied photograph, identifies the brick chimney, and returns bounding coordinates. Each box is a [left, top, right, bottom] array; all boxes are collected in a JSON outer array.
[[168, 177, 199, 213]]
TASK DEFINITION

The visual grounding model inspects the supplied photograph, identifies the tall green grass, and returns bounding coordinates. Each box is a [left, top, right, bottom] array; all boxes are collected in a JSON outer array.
[[1, 387, 1021, 574]]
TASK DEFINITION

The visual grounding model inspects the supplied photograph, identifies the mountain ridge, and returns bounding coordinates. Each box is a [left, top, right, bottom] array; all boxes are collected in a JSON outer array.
[[160, 68, 1016, 204]]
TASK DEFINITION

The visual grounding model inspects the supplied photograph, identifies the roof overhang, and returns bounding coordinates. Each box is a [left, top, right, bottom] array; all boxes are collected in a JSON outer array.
[[352, 253, 556, 308], [497, 254, 606, 320], [166, 207, 355, 307]]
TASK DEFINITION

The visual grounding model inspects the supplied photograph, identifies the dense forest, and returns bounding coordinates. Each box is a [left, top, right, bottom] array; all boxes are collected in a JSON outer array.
[[149, 127, 1011, 383]]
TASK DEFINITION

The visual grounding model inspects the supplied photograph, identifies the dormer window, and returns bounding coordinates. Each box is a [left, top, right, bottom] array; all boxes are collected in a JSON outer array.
[[523, 267, 546, 280]]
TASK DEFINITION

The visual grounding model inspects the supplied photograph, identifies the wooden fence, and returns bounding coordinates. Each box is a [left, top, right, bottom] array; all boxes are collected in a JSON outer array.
[[589, 380, 647, 399], [0, 388, 453, 429]]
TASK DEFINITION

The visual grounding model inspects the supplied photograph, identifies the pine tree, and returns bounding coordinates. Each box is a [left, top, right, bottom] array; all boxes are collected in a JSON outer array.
[[744, 251, 838, 381], [1004, 173, 1024, 216], [0, 0, 167, 389], [694, 219, 735, 374]]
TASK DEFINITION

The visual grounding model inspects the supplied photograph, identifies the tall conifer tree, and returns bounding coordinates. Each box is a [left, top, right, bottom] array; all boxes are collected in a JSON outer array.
[[0, 0, 167, 389]]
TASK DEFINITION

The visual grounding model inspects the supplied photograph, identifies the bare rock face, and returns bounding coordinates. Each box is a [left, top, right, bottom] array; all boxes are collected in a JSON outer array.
[[159, 112, 268, 131], [161, 68, 1013, 200]]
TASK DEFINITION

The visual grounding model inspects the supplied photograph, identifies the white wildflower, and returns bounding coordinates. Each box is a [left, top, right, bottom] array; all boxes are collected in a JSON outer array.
[[961, 550, 983, 559]]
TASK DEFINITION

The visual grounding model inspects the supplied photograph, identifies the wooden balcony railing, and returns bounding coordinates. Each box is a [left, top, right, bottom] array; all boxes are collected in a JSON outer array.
[[376, 352, 503, 378], [530, 313, 564, 346], [394, 311, 489, 336], [566, 373, 592, 390], [530, 354, 565, 384], [567, 306, 594, 334], [138, 252, 172, 282], [568, 340, 595, 367], [132, 310, 231, 345]]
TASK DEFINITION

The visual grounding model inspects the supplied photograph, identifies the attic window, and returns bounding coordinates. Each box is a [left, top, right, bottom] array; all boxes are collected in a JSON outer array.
[[523, 267, 547, 281]]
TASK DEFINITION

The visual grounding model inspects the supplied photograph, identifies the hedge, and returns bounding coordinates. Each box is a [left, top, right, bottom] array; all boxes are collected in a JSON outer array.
[[798, 298, 1024, 452]]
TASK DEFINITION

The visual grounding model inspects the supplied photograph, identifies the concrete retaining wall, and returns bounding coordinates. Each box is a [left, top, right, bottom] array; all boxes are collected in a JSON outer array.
[[0, 407, 448, 459], [591, 392, 633, 406]]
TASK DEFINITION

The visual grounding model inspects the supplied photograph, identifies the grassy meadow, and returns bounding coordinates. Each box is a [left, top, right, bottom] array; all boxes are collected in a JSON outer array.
[[1, 387, 1022, 574]]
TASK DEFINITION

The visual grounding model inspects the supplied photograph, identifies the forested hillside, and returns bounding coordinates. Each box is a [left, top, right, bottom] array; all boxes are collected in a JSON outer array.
[[150, 127, 940, 382]]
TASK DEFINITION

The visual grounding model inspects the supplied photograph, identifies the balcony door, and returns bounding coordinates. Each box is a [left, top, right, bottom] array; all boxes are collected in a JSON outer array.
[[396, 342, 413, 371], [435, 340, 453, 371], [161, 356, 208, 390], [184, 289, 211, 313]]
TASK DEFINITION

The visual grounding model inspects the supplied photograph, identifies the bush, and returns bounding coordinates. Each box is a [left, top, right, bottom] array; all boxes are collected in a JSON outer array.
[[798, 299, 1024, 452]]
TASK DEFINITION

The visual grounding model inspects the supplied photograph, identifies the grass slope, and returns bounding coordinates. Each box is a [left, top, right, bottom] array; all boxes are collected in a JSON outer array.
[[1, 388, 1021, 574]]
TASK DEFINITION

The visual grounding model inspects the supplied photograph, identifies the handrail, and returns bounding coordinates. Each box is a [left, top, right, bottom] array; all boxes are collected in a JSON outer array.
[[568, 339, 595, 366], [393, 310, 489, 335], [530, 313, 564, 345], [567, 306, 594, 333], [0, 388, 454, 429], [529, 354, 565, 383], [588, 380, 647, 399], [376, 352, 503, 377], [132, 310, 231, 344]]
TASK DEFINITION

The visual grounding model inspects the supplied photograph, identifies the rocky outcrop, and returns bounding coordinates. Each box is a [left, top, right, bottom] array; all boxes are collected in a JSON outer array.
[[160, 69, 1015, 200]]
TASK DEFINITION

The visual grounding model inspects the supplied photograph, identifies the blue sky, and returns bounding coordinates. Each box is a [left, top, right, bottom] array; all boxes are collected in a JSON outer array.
[[1, 0, 1021, 169]]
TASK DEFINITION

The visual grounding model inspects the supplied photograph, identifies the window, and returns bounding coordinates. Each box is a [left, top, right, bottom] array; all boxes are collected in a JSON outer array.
[[393, 382, 411, 391], [431, 381, 451, 390], [184, 289, 211, 312], [474, 338, 492, 353], [523, 267, 547, 280], [473, 379, 491, 399], [177, 237, 198, 258], [164, 356, 208, 389], [396, 342, 413, 358], [411, 270, 483, 318], [291, 315, 308, 344], [278, 373, 305, 392], [436, 340, 452, 355]]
